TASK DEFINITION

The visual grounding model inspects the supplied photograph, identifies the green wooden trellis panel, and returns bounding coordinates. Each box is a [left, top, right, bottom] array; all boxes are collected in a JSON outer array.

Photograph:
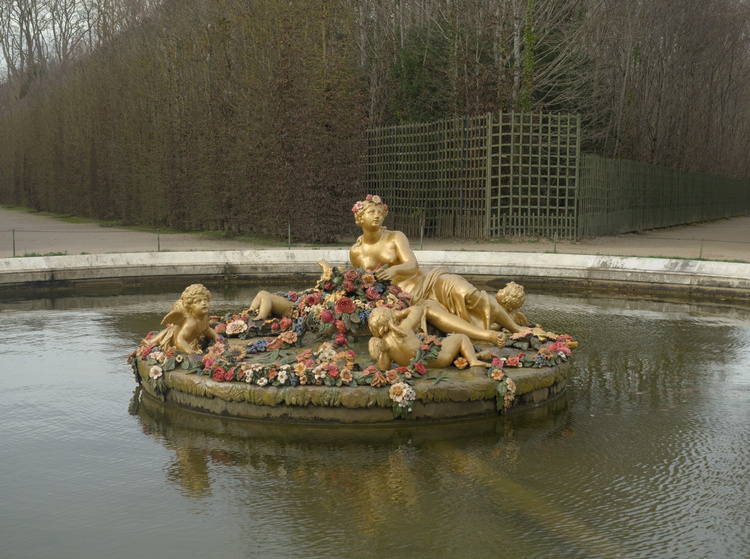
[[577, 154, 750, 238], [365, 111, 581, 240], [487, 112, 580, 239], [365, 112, 750, 241]]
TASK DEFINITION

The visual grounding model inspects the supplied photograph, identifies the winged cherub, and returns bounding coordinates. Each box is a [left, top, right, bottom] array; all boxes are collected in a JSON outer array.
[[149, 284, 219, 354]]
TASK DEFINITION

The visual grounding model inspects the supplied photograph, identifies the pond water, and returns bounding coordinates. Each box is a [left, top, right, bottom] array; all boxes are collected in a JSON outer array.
[[2, 286, 749, 558]]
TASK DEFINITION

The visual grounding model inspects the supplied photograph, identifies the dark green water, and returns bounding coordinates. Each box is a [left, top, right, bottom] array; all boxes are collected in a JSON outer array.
[[2, 287, 749, 558]]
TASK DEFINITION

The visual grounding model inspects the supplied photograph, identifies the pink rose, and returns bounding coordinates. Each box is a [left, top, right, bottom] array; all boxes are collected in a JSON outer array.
[[320, 309, 335, 324], [271, 322, 280, 332], [202, 357, 216, 370], [327, 366, 340, 379], [324, 281, 334, 291], [335, 320, 347, 333], [335, 297, 356, 315], [505, 355, 521, 367], [279, 317, 292, 332], [365, 287, 380, 301], [414, 361, 427, 375], [334, 333, 348, 347], [343, 281, 356, 293], [287, 291, 298, 302], [266, 337, 284, 350], [223, 368, 236, 381], [363, 365, 379, 377], [344, 269, 360, 282], [492, 357, 503, 368], [214, 323, 227, 335], [306, 293, 322, 306], [387, 284, 402, 295], [212, 367, 226, 382]]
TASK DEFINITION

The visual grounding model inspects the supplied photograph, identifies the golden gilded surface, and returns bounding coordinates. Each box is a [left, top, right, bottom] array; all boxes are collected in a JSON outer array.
[[349, 197, 527, 347], [148, 284, 219, 354]]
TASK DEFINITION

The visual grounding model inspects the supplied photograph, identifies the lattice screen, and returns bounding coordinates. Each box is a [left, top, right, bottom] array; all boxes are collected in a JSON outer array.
[[365, 111, 581, 239]]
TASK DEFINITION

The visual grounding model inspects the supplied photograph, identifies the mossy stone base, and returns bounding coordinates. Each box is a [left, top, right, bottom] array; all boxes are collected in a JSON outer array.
[[135, 358, 569, 424]]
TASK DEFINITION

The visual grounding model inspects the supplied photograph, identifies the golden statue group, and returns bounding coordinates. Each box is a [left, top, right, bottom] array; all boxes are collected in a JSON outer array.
[[131, 195, 576, 418]]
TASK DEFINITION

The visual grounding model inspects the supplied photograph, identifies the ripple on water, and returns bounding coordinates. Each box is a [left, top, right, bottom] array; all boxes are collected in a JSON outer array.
[[2, 290, 750, 558]]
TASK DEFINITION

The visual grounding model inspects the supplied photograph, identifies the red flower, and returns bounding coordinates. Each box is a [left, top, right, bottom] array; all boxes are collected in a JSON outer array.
[[363, 365, 379, 377], [343, 281, 356, 293], [335, 297, 356, 315], [492, 357, 503, 368], [321, 309, 335, 324], [212, 367, 226, 382], [214, 323, 227, 335], [365, 287, 380, 301], [279, 317, 292, 332], [271, 322, 280, 332], [327, 366, 340, 379], [324, 281, 334, 291], [335, 320, 347, 333], [165, 347, 175, 359], [387, 284, 402, 295], [296, 349, 313, 362], [414, 361, 427, 375], [306, 293, 322, 306], [287, 291, 298, 302], [344, 269, 360, 282], [223, 368, 236, 381], [335, 333, 348, 347]]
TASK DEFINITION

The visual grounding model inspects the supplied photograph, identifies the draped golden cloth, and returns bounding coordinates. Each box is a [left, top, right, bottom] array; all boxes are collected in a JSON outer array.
[[401, 268, 492, 331]]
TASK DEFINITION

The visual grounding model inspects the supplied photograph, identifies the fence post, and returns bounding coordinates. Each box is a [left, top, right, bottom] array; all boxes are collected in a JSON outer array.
[[485, 112, 493, 239]]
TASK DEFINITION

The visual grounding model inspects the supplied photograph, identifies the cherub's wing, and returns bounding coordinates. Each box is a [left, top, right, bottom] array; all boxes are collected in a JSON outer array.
[[161, 300, 187, 326]]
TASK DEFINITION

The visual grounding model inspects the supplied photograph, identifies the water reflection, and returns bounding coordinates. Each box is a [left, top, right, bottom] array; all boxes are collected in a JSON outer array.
[[2, 288, 749, 558]]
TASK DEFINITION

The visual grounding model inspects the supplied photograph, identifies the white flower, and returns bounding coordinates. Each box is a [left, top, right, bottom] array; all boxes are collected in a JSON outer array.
[[277, 370, 288, 384], [151, 351, 165, 363], [389, 381, 409, 403], [175, 355, 184, 363], [149, 365, 163, 379], [226, 320, 248, 336], [256, 377, 268, 387]]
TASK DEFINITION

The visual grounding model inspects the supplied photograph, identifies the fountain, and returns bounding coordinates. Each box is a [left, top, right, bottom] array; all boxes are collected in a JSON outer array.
[[129, 196, 576, 422]]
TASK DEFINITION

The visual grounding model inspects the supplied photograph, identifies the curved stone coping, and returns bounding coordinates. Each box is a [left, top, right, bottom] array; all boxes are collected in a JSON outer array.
[[134, 359, 568, 424], [2, 249, 750, 297]]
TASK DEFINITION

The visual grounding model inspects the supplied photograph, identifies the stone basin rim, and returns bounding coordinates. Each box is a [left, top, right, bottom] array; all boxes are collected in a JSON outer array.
[[2, 249, 750, 302]]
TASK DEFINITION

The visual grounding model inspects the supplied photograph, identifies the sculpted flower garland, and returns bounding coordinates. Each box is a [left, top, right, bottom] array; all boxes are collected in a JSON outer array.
[[129, 266, 576, 417]]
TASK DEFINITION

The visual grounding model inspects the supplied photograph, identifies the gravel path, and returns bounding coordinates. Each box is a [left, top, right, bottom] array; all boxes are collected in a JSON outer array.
[[1, 206, 749, 261]]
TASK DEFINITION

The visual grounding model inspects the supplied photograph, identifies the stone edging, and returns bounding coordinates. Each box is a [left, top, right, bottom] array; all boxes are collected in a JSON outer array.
[[2, 249, 749, 300]]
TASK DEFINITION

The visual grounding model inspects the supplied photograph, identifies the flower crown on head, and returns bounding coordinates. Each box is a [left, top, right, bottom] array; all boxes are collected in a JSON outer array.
[[352, 194, 388, 213]]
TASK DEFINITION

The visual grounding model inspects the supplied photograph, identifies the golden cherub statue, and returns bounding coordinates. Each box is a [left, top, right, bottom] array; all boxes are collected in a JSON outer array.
[[148, 284, 219, 354], [244, 260, 332, 320], [495, 281, 529, 327], [367, 306, 492, 371]]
